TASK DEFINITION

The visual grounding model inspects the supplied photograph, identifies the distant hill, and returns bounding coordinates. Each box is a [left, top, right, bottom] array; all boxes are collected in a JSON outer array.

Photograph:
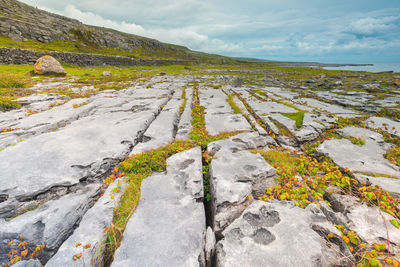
[[0, 0, 233, 63]]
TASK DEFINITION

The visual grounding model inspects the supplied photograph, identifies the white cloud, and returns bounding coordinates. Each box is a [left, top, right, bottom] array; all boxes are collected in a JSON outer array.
[[64, 5, 146, 36], [58, 5, 237, 54], [348, 16, 399, 35]]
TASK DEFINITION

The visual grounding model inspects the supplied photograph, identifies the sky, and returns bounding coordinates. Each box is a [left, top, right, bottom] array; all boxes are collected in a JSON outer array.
[[20, 0, 400, 63]]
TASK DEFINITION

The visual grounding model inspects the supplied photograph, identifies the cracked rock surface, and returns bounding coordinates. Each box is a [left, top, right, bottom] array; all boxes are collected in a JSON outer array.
[[111, 147, 205, 267], [2, 71, 400, 266], [216, 200, 353, 267]]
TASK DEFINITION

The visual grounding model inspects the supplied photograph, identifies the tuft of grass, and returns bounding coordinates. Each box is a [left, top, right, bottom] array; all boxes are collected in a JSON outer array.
[[337, 116, 368, 128], [0, 73, 27, 88], [254, 149, 300, 172], [386, 146, 400, 166], [226, 93, 241, 114], [0, 96, 20, 111], [282, 111, 305, 129], [269, 118, 295, 138], [378, 107, 400, 121], [349, 136, 365, 146], [179, 86, 187, 115]]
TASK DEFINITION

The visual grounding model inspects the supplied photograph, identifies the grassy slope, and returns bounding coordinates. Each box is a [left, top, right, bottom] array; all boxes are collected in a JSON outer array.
[[0, 35, 234, 63]]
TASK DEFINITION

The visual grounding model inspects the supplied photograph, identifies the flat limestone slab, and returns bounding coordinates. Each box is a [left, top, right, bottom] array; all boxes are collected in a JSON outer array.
[[368, 116, 400, 136], [45, 179, 125, 267], [111, 147, 206, 267], [293, 98, 356, 115], [129, 90, 182, 155], [208, 133, 276, 234], [176, 88, 193, 140], [317, 126, 400, 178], [0, 184, 99, 265], [199, 87, 251, 135], [0, 93, 168, 214], [216, 201, 352, 267]]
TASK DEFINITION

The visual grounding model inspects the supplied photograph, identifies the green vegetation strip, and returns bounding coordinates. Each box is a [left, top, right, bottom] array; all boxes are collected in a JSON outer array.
[[226, 93, 241, 114], [102, 81, 242, 264], [282, 111, 305, 129]]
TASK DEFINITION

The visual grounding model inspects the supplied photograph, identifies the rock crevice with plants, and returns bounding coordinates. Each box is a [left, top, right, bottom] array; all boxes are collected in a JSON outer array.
[[0, 62, 400, 267]]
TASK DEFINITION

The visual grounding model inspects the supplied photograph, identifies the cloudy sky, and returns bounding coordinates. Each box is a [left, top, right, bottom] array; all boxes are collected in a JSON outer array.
[[20, 0, 400, 63]]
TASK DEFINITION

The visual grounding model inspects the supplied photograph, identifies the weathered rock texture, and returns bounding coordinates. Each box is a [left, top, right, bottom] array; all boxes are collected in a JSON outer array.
[[216, 201, 353, 267], [0, 0, 169, 50], [33, 55, 66, 76], [208, 133, 276, 235], [112, 147, 206, 267], [1, 72, 400, 266]]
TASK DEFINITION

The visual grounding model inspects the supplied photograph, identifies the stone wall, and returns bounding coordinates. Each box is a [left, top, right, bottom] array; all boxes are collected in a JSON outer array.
[[0, 47, 189, 66]]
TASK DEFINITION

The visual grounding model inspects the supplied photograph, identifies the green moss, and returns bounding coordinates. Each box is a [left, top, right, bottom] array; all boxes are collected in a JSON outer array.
[[282, 111, 305, 129], [270, 118, 295, 138], [0, 96, 20, 111], [378, 107, 400, 120], [386, 146, 400, 166], [226, 93, 241, 114], [348, 136, 365, 146]]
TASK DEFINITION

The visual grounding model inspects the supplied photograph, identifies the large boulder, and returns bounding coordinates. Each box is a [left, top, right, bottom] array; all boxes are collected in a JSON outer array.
[[33, 56, 67, 76]]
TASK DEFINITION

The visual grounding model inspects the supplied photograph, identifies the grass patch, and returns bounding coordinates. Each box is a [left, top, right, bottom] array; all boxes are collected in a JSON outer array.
[[254, 148, 300, 173], [179, 86, 187, 115], [0, 96, 20, 111], [378, 107, 400, 120], [226, 93, 241, 114], [349, 136, 365, 146], [282, 111, 305, 129], [0, 73, 28, 88], [337, 116, 368, 128], [269, 118, 295, 138], [386, 146, 400, 166]]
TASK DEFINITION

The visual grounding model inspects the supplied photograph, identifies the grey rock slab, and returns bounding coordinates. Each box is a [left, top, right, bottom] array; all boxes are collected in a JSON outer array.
[[232, 95, 269, 136], [13, 259, 43, 267], [317, 126, 400, 178], [368, 116, 400, 136], [176, 87, 193, 140], [245, 98, 297, 115], [346, 204, 400, 252], [0, 184, 99, 265], [129, 94, 182, 155], [46, 178, 125, 267], [269, 113, 323, 143], [0, 95, 167, 207], [208, 133, 276, 234], [216, 200, 352, 267], [294, 98, 356, 115], [204, 227, 216, 267], [199, 87, 252, 135], [16, 93, 69, 107], [264, 87, 300, 100], [111, 147, 205, 267], [330, 194, 400, 254], [261, 116, 280, 135], [0, 99, 94, 148], [374, 97, 400, 108], [355, 173, 400, 198]]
